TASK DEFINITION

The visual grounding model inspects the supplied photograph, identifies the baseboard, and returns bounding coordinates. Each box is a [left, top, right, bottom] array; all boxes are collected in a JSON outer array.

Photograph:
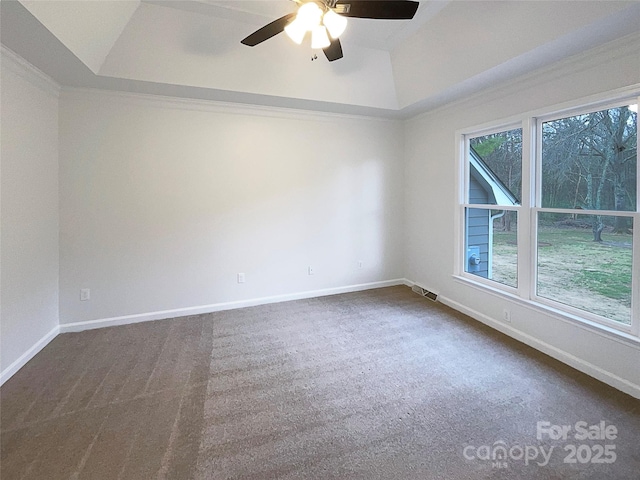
[[8, 280, 638, 399], [0, 325, 60, 386], [3, 280, 403, 385], [59, 279, 406, 334], [431, 292, 640, 400]]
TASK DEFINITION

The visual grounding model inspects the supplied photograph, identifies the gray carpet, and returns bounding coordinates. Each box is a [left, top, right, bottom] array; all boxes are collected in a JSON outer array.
[[1, 286, 639, 479]]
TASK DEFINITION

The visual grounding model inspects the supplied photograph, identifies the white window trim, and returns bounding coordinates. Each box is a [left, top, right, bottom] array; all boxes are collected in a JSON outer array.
[[454, 85, 640, 341]]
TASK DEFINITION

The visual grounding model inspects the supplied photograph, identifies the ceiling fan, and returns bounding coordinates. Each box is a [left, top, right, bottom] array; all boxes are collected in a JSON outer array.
[[240, 0, 419, 62]]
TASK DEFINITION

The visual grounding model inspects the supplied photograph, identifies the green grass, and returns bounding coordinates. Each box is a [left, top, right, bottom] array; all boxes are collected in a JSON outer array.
[[491, 225, 632, 324], [535, 226, 632, 300], [574, 269, 631, 300]]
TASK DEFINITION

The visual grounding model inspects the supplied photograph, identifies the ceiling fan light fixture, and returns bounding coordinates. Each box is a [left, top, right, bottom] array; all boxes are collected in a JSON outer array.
[[284, 18, 307, 44], [241, 0, 419, 62], [323, 10, 347, 39], [311, 25, 331, 49]]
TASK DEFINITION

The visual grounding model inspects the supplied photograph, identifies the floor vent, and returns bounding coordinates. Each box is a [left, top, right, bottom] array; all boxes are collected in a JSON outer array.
[[411, 285, 438, 302]]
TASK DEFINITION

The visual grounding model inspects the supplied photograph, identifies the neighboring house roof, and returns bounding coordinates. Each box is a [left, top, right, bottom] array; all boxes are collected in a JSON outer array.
[[469, 148, 519, 206]]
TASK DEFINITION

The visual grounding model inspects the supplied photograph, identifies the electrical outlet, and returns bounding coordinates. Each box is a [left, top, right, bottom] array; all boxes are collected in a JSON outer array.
[[502, 308, 511, 323], [308, 266, 315, 275], [80, 288, 90, 301], [237, 273, 245, 284]]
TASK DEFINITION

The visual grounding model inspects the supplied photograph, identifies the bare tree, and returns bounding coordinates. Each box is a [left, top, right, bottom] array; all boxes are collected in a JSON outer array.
[[542, 106, 637, 241]]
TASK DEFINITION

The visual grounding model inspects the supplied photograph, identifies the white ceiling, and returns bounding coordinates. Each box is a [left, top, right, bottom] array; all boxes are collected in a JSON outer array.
[[147, 0, 449, 51], [2, 0, 639, 118]]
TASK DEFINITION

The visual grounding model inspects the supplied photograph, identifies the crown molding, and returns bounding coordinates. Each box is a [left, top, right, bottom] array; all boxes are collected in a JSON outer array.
[[1, 45, 61, 98], [60, 86, 400, 125]]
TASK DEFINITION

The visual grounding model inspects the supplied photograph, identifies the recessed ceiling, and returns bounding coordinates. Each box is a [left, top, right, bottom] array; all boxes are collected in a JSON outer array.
[[2, 0, 639, 118]]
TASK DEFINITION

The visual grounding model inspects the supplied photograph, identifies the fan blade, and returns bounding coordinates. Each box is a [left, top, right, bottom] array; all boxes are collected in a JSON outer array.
[[323, 38, 343, 62], [335, 1, 419, 19], [241, 13, 296, 46]]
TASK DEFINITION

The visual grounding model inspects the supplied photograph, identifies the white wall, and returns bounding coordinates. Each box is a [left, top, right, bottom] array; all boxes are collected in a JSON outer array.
[[58, 90, 404, 326], [1, 48, 60, 377], [404, 33, 640, 397]]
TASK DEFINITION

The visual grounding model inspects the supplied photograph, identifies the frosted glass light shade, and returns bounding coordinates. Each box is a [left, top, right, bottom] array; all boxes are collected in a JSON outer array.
[[296, 2, 323, 28], [323, 10, 347, 39], [311, 25, 331, 49], [285, 2, 324, 45], [285, 18, 307, 44]]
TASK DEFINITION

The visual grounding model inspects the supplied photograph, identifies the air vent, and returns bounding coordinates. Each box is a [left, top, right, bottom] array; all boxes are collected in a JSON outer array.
[[411, 285, 438, 302]]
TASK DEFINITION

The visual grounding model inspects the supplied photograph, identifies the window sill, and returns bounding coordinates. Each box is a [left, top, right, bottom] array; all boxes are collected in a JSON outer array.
[[451, 274, 640, 349]]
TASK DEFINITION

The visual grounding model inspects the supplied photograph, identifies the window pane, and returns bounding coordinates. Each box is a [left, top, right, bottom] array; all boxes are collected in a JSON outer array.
[[466, 208, 518, 288], [541, 105, 637, 211], [468, 129, 522, 206], [536, 213, 633, 325]]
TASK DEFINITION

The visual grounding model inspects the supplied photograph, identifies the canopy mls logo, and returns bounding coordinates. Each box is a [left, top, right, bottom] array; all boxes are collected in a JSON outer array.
[[463, 441, 554, 469], [463, 420, 618, 469]]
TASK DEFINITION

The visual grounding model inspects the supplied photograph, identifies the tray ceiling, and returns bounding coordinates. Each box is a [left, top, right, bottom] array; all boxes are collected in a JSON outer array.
[[2, 0, 639, 118]]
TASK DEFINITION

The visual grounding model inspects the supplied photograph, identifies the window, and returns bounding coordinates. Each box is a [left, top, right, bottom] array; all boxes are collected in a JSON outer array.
[[465, 128, 521, 289], [459, 93, 639, 335], [537, 105, 636, 326]]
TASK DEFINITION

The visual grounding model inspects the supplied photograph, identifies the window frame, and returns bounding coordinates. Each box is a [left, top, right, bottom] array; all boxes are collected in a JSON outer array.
[[455, 87, 640, 339]]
